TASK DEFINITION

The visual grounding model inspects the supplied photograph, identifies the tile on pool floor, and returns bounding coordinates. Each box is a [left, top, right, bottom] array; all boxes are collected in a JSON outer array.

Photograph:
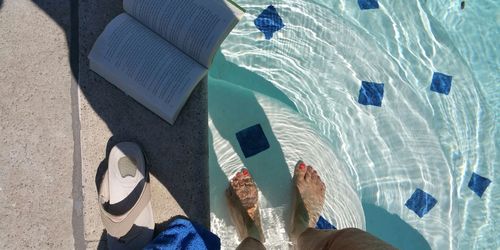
[[254, 5, 284, 40], [468, 172, 491, 198], [430, 72, 452, 95], [236, 124, 270, 158], [405, 188, 437, 218], [358, 0, 379, 10], [358, 81, 384, 107], [316, 216, 336, 230]]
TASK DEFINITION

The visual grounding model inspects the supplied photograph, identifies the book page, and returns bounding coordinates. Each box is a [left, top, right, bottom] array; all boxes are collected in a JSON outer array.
[[89, 13, 207, 124], [123, 0, 244, 68]]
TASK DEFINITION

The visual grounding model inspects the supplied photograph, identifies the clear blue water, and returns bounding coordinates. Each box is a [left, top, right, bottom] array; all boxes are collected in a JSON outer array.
[[208, 0, 499, 249]]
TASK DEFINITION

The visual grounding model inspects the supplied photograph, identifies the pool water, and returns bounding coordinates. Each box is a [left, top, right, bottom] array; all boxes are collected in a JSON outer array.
[[208, 0, 499, 249]]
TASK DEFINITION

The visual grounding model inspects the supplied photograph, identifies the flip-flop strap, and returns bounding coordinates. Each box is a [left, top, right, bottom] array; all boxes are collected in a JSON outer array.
[[103, 179, 146, 216], [98, 171, 152, 238]]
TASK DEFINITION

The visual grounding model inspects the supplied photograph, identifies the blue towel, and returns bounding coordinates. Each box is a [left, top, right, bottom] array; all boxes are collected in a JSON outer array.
[[144, 218, 220, 250]]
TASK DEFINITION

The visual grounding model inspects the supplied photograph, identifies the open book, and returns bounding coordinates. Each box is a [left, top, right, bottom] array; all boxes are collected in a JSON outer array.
[[89, 0, 244, 124]]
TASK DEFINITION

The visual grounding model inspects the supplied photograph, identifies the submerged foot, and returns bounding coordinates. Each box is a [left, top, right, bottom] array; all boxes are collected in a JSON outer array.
[[226, 168, 264, 242], [290, 161, 326, 242]]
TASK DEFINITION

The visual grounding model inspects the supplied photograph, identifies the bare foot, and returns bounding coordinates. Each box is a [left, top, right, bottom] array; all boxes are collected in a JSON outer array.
[[290, 161, 326, 242], [226, 168, 264, 242]]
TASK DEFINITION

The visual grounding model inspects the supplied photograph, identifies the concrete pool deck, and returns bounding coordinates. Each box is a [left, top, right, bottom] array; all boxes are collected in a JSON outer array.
[[0, 0, 209, 249]]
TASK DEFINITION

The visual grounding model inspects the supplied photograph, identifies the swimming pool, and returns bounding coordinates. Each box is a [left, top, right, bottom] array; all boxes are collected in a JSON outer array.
[[208, 0, 499, 249]]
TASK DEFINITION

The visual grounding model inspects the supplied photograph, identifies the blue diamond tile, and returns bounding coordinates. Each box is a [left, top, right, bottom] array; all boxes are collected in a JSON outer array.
[[358, 0, 379, 10], [254, 5, 284, 40], [468, 173, 491, 198], [358, 81, 384, 107], [405, 188, 437, 218], [236, 124, 270, 158], [430, 72, 452, 95], [316, 216, 336, 230]]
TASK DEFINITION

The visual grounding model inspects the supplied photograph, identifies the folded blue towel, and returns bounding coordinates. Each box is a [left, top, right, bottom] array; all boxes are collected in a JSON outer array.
[[144, 218, 220, 250]]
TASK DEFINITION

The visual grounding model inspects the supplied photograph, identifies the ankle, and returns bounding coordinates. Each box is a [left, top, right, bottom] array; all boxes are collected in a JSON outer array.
[[247, 226, 262, 242]]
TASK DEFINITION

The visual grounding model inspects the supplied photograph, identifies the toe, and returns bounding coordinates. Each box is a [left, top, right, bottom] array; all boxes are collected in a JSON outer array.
[[304, 165, 313, 181], [312, 169, 318, 178], [294, 160, 306, 179], [308, 166, 321, 180], [241, 168, 254, 184], [234, 171, 242, 180], [231, 170, 248, 189], [242, 168, 250, 177]]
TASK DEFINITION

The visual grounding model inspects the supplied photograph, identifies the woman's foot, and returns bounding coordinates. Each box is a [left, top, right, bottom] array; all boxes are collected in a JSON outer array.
[[226, 168, 265, 242], [290, 161, 326, 242]]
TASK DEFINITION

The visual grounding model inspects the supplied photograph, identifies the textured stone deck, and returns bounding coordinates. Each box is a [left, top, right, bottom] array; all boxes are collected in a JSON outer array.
[[0, 0, 75, 248]]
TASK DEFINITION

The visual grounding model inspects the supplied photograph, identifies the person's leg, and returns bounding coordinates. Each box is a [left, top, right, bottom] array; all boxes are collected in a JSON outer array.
[[290, 161, 396, 250], [236, 237, 266, 250], [297, 228, 397, 250], [289, 161, 326, 243], [226, 169, 266, 249]]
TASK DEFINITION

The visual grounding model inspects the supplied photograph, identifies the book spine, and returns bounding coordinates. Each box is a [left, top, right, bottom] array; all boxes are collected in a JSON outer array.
[[226, 0, 245, 12]]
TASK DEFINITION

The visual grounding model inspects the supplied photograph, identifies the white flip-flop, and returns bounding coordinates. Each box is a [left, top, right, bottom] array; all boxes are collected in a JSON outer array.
[[98, 142, 154, 249]]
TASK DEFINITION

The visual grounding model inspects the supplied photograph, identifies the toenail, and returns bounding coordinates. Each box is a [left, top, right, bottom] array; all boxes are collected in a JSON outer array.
[[242, 169, 249, 175], [299, 163, 305, 170]]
